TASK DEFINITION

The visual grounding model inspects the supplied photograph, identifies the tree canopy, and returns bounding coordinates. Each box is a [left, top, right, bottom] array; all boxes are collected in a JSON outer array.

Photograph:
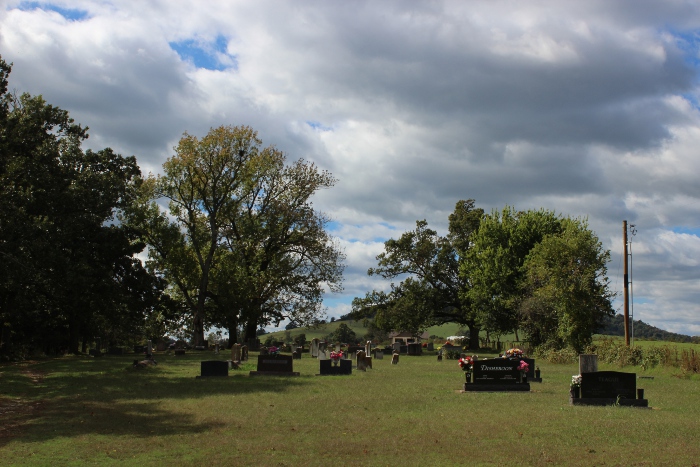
[[354, 200, 614, 353], [124, 125, 345, 346], [0, 56, 166, 357]]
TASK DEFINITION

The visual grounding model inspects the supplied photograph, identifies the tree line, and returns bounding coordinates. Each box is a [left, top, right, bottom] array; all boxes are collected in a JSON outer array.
[[0, 57, 344, 358], [352, 200, 615, 353]]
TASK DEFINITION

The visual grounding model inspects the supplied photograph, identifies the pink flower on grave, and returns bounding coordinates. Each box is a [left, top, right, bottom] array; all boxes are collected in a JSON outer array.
[[517, 360, 529, 373], [330, 351, 343, 361]]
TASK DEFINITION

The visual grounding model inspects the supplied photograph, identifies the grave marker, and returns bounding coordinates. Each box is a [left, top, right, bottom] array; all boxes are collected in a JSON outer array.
[[571, 371, 648, 407], [250, 354, 300, 376], [198, 360, 228, 378], [463, 358, 530, 392]]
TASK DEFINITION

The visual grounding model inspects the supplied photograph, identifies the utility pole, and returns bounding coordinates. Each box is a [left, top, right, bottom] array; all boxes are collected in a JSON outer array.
[[623, 220, 630, 347]]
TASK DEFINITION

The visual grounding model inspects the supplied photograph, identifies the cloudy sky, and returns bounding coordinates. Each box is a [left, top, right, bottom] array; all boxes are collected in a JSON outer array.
[[2, 0, 699, 335]]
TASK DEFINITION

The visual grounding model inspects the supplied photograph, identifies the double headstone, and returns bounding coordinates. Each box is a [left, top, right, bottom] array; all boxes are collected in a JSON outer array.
[[318, 359, 352, 375], [463, 358, 530, 392], [250, 354, 300, 376], [572, 370, 648, 407]]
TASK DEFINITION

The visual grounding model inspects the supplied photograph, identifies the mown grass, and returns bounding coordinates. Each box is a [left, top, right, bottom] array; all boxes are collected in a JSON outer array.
[[1, 348, 699, 466]]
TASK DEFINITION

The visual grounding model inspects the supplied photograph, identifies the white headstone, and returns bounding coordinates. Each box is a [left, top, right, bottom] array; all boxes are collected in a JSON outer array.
[[318, 349, 329, 360], [311, 338, 320, 358]]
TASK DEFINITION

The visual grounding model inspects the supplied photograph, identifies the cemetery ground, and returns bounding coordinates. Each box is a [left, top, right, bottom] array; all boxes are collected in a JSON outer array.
[[1, 348, 699, 466]]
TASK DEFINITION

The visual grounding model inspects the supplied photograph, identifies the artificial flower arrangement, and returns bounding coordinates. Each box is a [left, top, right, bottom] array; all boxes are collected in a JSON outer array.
[[458, 355, 474, 371], [268, 346, 280, 356], [517, 360, 529, 373], [571, 374, 582, 388], [504, 348, 524, 358], [330, 350, 343, 361]]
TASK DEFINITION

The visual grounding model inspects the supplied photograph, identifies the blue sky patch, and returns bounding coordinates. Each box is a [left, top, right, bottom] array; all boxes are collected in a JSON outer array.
[[17, 1, 88, 20], [306, 121, 333, 132], [671, 226, 700, 236], [169, 35, 236, 71]]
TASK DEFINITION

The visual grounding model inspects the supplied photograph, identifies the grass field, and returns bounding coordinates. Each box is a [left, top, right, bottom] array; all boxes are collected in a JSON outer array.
[[1, 346, 699, 466]]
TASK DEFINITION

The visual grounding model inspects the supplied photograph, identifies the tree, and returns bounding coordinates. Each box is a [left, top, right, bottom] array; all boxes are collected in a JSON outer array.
[[352, 200, 483, 349], [328, 323, 357, 344], [462, 207, 563, 339], [218, 147, 345, 342], [520, 218, 614, 351], [0, 56, 164, 355], [126, 125, 344, 346]]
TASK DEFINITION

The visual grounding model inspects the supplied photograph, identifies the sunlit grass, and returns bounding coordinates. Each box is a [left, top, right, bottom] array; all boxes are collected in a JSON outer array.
[[1, 347, 699, 466]]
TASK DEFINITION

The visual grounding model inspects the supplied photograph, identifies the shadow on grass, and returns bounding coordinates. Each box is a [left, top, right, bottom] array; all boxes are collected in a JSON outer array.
[[0, 354, 310, 446]]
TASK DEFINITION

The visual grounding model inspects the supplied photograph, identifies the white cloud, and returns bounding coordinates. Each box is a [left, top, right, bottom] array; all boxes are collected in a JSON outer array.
[[2, 0, 700, 334]]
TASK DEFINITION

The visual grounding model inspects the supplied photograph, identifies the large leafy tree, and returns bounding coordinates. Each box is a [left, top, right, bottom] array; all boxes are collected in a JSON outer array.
[[219, 153, 345, 341], [463, 207, 563, 339], [464, 207, 613, 351], [126, 126, 344, 346], [520, 218, 614, 351], [0, 57, 163, 355], [352, 200, 483, 349]]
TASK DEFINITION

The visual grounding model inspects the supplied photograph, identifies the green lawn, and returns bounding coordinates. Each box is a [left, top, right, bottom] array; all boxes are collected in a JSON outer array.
[[1, 347, 699, 466]]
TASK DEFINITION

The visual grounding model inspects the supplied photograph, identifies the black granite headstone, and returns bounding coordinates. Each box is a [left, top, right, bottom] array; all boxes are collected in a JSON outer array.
[[580, 371, 636, 399], [200, 360, 228, 377], [319, 359, 352, 375], [473, 358, 521, 383]]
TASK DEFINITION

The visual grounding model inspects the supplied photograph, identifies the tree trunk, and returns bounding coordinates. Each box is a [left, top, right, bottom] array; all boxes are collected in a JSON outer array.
[[192, 310, 205, 347], [468, 323, 480, 350], [244, 319, 257, 342], [227, 315, 238, 348]]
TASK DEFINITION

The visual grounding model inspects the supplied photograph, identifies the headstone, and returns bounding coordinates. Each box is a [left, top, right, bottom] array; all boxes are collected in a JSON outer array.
[[392, 342, 402, 354], [311, 338, 320, 358], [231, 343, 241, 362], [318, 359, 352, 376], [365, 356, 372, 369], [214, 343, 220, 354], [250, 354, 299, 376], [463, 358, 530, 392], [391, 353, 399, 365], [427, 342, 434, 351], [240, 345, 249, 361], [407, 343, 422, 356], [581, 371, 635, 399], [373, 348, 384, 360], [259, 346, 269, 356], [356, 350, 367, 371], [174, 349, 186, 356], [319, 341, 327, 354], [318, 349, 329, 360], [365, 341, 372, 356], [199, 360, 228, 377], [579, 354, 598, 374], [292, 348, 301, 359], [335, 343, 341, 352]]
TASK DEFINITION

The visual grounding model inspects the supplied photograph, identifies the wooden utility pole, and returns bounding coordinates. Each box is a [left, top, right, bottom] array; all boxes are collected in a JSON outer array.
[[623, 220, 630, 346]]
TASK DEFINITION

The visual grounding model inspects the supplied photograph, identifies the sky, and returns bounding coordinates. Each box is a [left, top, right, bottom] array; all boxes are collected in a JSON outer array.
[[1, 0, 699, 336]]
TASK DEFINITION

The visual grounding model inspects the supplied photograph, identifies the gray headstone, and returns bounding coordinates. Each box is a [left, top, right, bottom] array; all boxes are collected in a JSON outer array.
[[579, 354, 598, 374]]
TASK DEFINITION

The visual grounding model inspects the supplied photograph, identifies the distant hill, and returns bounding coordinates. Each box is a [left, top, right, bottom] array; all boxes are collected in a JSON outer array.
[[598, 314, 700, 343]]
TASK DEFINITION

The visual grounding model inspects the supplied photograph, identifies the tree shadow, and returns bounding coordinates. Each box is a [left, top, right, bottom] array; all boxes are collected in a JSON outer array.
[[0, 354, 312, 446]]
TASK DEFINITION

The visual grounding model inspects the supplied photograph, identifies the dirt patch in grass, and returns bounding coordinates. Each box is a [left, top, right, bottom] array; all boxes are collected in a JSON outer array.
[[0, 366, 47, 442]]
